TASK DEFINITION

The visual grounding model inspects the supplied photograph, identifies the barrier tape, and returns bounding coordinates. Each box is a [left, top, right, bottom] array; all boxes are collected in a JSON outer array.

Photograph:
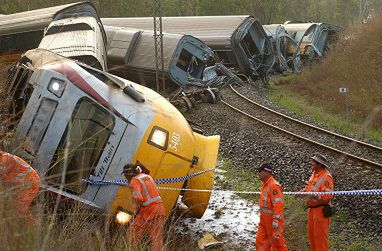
[[156, 186, 382, 196], [82, 168, 382, 196], [81, 168, 215, 186]]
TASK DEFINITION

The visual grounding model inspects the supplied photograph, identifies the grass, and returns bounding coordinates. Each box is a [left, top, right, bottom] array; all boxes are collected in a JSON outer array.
[[217, 157, 262, 200], [0, 185, 189, 250], [329, 211, 378, 251], [268, 83, 382, 142]]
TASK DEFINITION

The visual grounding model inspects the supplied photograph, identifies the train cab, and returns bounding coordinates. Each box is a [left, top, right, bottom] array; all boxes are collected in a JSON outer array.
[[8, 48, 220, 223]]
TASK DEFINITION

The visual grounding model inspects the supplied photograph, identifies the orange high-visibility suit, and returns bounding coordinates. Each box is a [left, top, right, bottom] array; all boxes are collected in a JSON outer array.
[[303, 169, 334, 251], [0, 151, 41, 222], [129, 173, 165, 251], [256, 176, 288, 251]]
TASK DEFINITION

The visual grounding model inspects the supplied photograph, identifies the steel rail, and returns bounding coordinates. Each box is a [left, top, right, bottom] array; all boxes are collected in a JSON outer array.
[[221, 99, 382, 170], [230, 84, 382, 152]]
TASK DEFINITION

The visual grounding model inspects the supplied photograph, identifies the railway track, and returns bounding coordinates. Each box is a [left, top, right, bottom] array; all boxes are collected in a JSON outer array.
[[221, 84, 382, 170]]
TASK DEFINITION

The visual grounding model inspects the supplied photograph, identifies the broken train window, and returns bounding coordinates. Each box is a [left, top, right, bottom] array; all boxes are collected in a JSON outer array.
[[176, 49, 206, 79]]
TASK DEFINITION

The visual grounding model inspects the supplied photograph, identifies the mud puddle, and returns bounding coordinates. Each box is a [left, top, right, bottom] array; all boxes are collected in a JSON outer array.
[[174, 169, 260, 250]]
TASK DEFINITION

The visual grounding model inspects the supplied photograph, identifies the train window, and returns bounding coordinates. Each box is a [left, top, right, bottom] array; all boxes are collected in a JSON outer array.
[[176, 49, 192, 72], [45, 23, 93, 36], [0, 36, 16, 53], [47, 98, 115, 195], [27, 30, 44, 49], [0, 30, 44, 54], [295, 30, 314, 43], [15, 33, 26, 51], [147, 126, 169, 151], [25, 99, 58, 155], [242, 33, 259, 56], [215, 51, 237, 66], [316, 30, 329, 53], [176, 49, 206, 79]]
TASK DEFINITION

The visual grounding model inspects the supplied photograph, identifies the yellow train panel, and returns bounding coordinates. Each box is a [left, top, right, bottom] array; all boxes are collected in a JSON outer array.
[[154, 153, 192, 214], [182, 134, 220, 218]]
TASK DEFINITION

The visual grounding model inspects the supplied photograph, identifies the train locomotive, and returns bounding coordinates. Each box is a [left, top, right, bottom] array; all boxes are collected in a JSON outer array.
[[6, 48, 220, 223]]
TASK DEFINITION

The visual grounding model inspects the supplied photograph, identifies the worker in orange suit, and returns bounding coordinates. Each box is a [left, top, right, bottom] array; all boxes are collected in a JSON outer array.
[[0, 150, 41, 223], [256, 163, 288, 251], [296, 153, 334, 251], [123, 163, 165, 251]]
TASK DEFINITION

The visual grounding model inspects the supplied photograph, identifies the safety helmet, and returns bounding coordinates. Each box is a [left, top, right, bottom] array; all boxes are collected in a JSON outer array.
[[122, 163, 136, 177]]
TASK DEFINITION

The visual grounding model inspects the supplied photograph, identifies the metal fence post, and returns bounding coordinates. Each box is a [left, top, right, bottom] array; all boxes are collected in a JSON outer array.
[[339, 87, 349, 127]]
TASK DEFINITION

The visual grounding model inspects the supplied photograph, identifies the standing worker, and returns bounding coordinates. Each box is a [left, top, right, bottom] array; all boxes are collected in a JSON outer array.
[[256, 163, 288, 251], [0, 150, 41, 223], [296, 153, 334, 251], [123, 163, 165, 251]]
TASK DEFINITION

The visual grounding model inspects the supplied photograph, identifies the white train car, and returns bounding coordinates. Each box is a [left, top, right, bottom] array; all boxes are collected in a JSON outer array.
[[39, 15, 107, 71]]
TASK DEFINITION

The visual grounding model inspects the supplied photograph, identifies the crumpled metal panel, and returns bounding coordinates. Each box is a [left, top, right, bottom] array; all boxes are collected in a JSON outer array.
[[283, 22, 341, 62], [264, 24, 301, 73]]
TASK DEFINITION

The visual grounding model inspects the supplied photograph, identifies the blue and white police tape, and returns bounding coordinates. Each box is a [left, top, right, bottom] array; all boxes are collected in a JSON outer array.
[[155, 187, 382, 196], [82, 169, 382, 196], [81, 168, 215, 186]]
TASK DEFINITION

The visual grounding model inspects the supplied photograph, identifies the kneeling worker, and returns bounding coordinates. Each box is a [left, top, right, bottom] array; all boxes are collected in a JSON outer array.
[[123, 163, 165, 251], [256, 163, 288, 251], [0, 150, 41, 223]]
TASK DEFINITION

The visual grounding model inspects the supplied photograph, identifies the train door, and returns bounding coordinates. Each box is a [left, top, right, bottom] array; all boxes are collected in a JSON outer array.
[[45, 98, 127, 201]]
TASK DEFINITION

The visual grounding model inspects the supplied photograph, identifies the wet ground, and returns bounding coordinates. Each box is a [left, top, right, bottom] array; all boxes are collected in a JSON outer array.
[[174, 169, 260, 250]]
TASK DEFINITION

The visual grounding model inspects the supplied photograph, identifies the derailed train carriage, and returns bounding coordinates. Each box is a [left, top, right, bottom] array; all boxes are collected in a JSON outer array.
[[102, 15, 275, 79], [282, 22, 340, 62], [38, 3, 108, 71], [105, 26, 214, 89], [0, 2, 100, 63], [6, 48, 220, 223], [263, 24, 301, 73]]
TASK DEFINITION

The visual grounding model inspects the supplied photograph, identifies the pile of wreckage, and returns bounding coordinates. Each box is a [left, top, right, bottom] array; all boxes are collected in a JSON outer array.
[[0, 3, 340, 112]]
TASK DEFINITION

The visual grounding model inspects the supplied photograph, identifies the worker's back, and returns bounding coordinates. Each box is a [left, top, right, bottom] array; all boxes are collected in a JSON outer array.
[[0, 151, 41, 222]]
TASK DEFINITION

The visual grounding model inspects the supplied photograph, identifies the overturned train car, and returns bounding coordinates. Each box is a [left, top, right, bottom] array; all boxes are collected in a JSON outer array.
[[282, 22, 340, 62], [38, 3, 108, 71], [102, 15, 274, 79], [263, 24, 301, 73], [105, 26, 214, 89], [0, 2, 100, 64], [7, 49, 220, 222]]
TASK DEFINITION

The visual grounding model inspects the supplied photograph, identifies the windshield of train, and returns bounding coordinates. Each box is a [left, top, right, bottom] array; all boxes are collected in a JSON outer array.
[[294, 30, 314, 43], [176, 48, 206, 79], [46, 98, 114, 194]]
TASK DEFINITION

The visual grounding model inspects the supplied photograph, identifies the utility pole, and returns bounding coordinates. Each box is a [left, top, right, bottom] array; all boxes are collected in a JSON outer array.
[[153, 0, 165, 93]]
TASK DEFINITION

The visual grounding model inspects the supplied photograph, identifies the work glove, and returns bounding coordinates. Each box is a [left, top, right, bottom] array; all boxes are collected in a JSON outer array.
[[272, 219, 279, 229]]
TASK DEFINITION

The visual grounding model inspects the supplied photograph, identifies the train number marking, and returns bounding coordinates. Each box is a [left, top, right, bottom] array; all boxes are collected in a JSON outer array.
[[169, 132, 181, 152]]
